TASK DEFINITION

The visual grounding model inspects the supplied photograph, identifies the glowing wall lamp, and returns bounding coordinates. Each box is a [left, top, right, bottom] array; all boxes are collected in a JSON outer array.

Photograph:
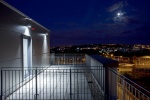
[[25, 17, 32, 20], [27, 25, 31, 28], [45, 33, 48, 35], [25, 17, 32, 28]]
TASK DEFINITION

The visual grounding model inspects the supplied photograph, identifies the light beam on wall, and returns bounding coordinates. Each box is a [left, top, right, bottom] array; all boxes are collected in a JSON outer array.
[[41, 33, 48, 67], [43, 34, 48, 53]]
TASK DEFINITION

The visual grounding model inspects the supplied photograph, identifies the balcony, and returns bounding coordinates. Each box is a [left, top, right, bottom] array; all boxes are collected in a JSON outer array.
[[1, 53, 150, 100]]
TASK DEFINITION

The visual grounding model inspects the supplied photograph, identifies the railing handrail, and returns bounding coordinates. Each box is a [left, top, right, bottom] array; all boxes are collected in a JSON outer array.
[[3, 66, 149, 94], [109, 67, 150, 98], [1, 66, 103, 70], [1, 65, 150, 99], [2, 66, 149, 97]]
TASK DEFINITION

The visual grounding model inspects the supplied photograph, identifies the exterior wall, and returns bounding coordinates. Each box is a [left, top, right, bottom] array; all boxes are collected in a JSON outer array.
[[85, 55, 117, 100], [32, 31, 50, 68], [0, 1, 50, 97]]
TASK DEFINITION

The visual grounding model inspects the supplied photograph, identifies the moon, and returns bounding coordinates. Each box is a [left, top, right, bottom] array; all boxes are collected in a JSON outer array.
[[117, 12, 121, 16]]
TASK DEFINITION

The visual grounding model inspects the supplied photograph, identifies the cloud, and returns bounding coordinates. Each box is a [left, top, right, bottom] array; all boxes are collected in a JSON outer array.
[[107, 1, 123, 12], [113, 16, 126, 23], [107, 1, 128, 12], [127, 17, 140, 25], [113, 15, 140, 25]]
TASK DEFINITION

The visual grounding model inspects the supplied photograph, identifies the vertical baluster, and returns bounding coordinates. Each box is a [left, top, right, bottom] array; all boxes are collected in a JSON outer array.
[[69, 68, 71, 100], [35, 68, 37, 100], [1, 70, 3, 100]]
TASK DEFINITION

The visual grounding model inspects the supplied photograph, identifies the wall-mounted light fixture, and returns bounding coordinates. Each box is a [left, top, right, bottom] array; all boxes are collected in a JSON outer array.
[[45, 33, 48, 35], [27, 25, 31, 28], [25, 17, 32, 20], [25, 17, 32, 29]]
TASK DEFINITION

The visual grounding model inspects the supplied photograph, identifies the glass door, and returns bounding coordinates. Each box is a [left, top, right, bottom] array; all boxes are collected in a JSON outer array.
[[23, 37, 31, 78]]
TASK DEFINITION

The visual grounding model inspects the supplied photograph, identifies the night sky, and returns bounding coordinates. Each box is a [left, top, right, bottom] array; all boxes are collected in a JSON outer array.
[[4, 0, 150, 47]]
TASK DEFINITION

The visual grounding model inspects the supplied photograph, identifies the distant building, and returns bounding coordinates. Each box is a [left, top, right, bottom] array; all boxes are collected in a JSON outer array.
[[112, 56, 130, 63], [133, 56, 150, 66]]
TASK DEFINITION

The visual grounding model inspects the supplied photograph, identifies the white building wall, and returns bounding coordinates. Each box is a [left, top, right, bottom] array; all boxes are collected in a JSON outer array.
[[0, 1, 50, 97]]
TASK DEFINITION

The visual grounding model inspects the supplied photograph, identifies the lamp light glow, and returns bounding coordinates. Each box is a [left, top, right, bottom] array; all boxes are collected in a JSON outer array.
[[27, 25, 31, 28], [45, 33, 48, 35], [25, 17, 32, 20]]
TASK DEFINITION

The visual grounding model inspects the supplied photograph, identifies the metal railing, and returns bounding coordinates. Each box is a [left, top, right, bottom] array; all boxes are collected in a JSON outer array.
[[50, 53, 150, 100], [1, 66, 105, 100], [1, 54, 150, 100], [109, 68, 150, 100], [1, 67, 150, 100], [50, 53, 86, 65]]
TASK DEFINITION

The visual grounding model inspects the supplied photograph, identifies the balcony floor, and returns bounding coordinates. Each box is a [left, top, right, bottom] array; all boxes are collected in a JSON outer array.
[[5, 65, 104, 100]]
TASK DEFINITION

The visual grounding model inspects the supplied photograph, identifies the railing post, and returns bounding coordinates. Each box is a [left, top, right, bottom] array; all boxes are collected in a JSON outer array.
[[64, 54, 65, 64], [104, 67, 109, 100], [70, 68, 72, 100], [1, 69, 3, 100], [122, 79, 125, 100], [35, 68, 38, 100]]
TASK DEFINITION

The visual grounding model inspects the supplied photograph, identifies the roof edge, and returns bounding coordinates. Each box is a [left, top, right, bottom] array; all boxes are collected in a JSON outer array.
[[1, 0, 50, 32]]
